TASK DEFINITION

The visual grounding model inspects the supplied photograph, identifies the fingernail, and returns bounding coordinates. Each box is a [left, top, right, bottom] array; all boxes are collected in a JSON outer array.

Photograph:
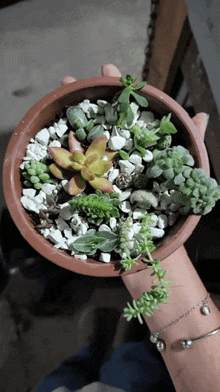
[[206, 114, 210, 126]]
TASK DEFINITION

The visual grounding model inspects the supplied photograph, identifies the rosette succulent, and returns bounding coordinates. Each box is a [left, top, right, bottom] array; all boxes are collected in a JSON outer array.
[[49, 133, 116, 195]]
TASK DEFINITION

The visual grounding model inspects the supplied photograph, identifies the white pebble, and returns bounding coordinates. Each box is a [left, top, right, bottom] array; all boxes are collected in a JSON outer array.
[[103, 130, 110, 141], [118, 160, 135, 175], [119, 201, 132, 213], [108, 168, 119, 183], [129, 152, 142, 165], [123, 138, 133, 150], [59, 203, 72, 220], [98, 224, 111, 232], [49, 140, 61, 148], [99, 253, 111, 263], [113, 185, 122, 194], [74, 254, 88, 260], [149, 214, 158, 227], [133, 208, 146, 220], [55, 217, 70, 231], [150, 227, 165, 238], [119, 188, 132, 201], [61, 180, 69, 193], [48, 126, 57, 139], [133, 223, 142, 234], [76, 223, 88, 236], [110, 217, 117, 230], [108, 136, 126, 151], [142, 150, 153, 162], [20, 196, 40, 213], [133, 164, 145, 174], [54, 122, 68, 138], [35, 128, 50, 146], [41, 183, 57, 195], [118, 129, 130, 139], [46, 229, 64, 244], [158, 214, 168, 229], [23, 188, 36, 198]]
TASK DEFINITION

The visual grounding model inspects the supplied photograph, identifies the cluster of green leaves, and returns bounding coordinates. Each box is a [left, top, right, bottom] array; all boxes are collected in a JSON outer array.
[[146, 145, 195, 181], [69, 190, 121, 225], [146, 146, 220, 215], [71, 229, 119, 255], [117, 217, 138, 271], [116, 75, 148, 127], [123, 258, 171, 323], [22, 159, 55, 190], [170, 168, 220, 215], [130, 113, 177, 157]]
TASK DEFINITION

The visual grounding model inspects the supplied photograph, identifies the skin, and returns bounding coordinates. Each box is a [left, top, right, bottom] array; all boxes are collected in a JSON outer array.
[[61, 65, 220, 391]]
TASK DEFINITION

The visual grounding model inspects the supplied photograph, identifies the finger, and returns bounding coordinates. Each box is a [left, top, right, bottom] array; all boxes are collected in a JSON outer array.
[[192, 113, 209, 141], [102, 64, 122, 77], [61, 76, 77, 86]]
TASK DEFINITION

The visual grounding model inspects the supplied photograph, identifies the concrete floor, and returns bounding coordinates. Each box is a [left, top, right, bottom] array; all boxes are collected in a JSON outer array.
[[0, 1, 151, 391]]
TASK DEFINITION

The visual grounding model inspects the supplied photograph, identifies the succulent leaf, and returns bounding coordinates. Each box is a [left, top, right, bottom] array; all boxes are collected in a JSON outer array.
[[68, 173, 87, 195], [72, 150, 86, 165], [68, 131, 84, 153], [81, 167, 96, 181], [85, 135, 107, 159], [49, 147, 74, 170], [88, 159, 112, 176], [89, 177, 114, 193]]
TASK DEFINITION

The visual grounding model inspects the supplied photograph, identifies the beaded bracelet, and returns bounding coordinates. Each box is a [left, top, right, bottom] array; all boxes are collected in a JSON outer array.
[[150, 293, 211, 352]]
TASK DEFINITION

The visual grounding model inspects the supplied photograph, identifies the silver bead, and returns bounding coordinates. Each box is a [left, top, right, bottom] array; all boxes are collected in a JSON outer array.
[[181, 339, 193, 349], [156, 338, 166, 352], [150, 334, 158, 344], [201, 305, 210, 315]]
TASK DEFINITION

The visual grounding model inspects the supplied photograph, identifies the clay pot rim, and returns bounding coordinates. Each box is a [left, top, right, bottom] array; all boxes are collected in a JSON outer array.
[[3, 77, 209, 277]]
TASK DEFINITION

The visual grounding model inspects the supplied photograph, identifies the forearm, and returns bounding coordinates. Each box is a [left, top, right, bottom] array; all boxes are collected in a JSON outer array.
[[123, 246, 220, 391]]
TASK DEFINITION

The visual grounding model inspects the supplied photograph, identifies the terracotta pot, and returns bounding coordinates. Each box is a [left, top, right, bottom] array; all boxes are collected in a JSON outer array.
[[3, 77, 209, 277]]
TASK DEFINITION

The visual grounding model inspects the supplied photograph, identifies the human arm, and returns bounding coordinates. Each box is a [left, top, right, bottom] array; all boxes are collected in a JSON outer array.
[[61, 65, 220, 391]]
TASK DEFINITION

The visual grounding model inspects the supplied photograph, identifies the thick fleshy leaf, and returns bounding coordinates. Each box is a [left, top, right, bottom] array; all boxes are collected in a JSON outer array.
[[49, 147, 74, 169], [102, 151, 119, 161], [85, 135, 107, 159], [72, 150, 86, 165], [68, 173, 86, 195], [89, 177, 114, 193], [81, 167, 96, 181], [85, 153, 100, 167], [49, 163, 73, 180], [88, 159, 113, 176], [71, 161, 83, 171], [68, 131, 84, 153]]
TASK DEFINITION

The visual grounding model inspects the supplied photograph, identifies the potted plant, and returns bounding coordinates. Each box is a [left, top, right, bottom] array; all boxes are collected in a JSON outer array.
[[3, 75, 220, 319]]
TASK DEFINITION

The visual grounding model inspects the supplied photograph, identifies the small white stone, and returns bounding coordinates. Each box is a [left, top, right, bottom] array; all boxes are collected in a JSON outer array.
[[142, 150, 154, 162], [119, 188, 132, 201], [74, 254, 88, 260], [97, 99, 108, 107], [119, 201, 132, 213], [41, 183, 57, 195], [111, 126, 120, 137], [64, 228, 73, 239], [133, 208, 146, 220], [48, 126, 57, 139], [110, 217, 117, 230], [129, 151, 142, 165], [158, 214, 168, 229], [46, 229, 64, 244], [55, 217, 70, 231], [108, 136, 126, 151], [66, 235, 78, 246], [149, 214, 158, 227], [118, 129, 130, 140], [102, 155, 109, 161], [133, 164, 145, 174], [49, 140, 61, 148], [150, 227, 165, 238], [20, 196, 40, 213], [61, 180, 69, 193], [26, 141, 48, 161], [54, 239, 68, 250], [118, 160, 135, 175], [108, 168, 119, 183], [76, 223, 88, 236], [113, 185, 122, 194], [35, 128, 50, 146], [23, 188, 36, 198], [103, 130, 110, 141], [127, 228, 134, 240], [59, 203, 72, 220], [98, 224, 111, 232], [123, 138, 133, 150], [133, 223, 142, 234], [99, 253, 111, 263], [54, 123, 68, 138]]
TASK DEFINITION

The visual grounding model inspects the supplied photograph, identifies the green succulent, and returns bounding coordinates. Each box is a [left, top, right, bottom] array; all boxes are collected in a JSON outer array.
[[71, 229, 119, 255], [22, 159, 55, 190], [69, 190, 121, 225]]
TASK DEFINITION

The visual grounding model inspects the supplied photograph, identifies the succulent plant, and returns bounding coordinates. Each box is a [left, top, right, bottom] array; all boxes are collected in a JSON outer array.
[[115, 173, 133, 189], [49, 134, 116, 195], [22, 159, 55, 190]]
